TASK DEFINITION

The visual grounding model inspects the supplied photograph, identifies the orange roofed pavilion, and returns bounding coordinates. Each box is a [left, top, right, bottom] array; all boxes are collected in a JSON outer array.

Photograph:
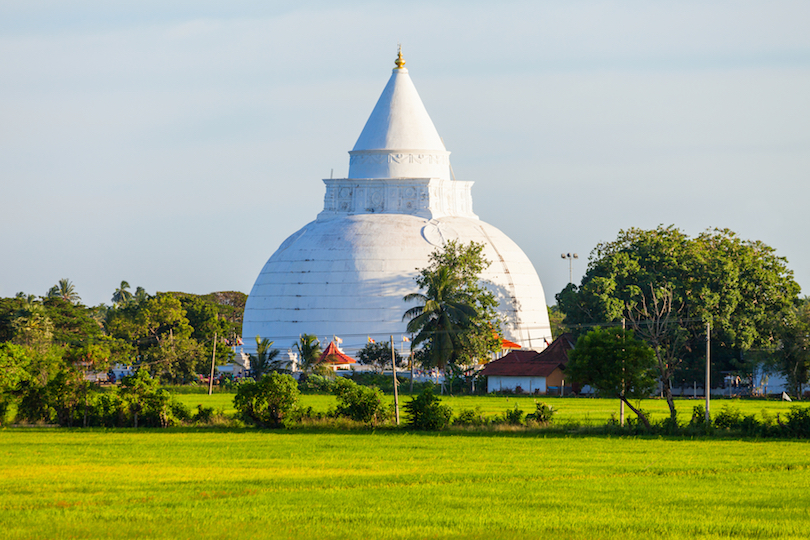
[[318, 341, 357, 366]]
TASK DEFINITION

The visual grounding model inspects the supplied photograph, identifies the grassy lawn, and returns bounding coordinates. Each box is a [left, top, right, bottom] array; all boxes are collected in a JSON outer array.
[[1, 429, 808, 539], [173, 392, 800, 426]]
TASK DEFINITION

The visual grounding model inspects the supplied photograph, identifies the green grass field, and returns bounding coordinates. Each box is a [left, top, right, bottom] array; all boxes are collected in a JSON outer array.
[[173, 392, 800, 426], [1, 428, 808, 539]]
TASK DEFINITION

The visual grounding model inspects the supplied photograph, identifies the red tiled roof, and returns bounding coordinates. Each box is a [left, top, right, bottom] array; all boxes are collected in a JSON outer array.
[[480, 334, 574, 377], [500, 338, 522, 350], [318, 342, 357, 365]]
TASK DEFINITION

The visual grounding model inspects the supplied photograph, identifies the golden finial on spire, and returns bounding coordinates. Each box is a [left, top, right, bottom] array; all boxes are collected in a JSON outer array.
[[394, 44, 406, 69]]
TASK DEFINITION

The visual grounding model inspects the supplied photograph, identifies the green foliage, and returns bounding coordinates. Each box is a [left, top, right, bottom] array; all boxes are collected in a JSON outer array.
[[568, 327, 657, 428], [332, 377, 389, 425], [47, 278, 81, 304], [776, 297, 810, 397], [356, 341, 403, 373], [404, 385, 452, 430], [119, 369, 178, 427], [403, 240, 501, 374], [453, 406, 487, 426], [298, 374, 335, 393], [504, 404, 524, 425], [233, 372, 300, 428], [780, 406, 810, 438], [250, 336, 283, 379], [525, 401, 555, 424], [557, 226, 801, 418], [294, 334, 328, 376]]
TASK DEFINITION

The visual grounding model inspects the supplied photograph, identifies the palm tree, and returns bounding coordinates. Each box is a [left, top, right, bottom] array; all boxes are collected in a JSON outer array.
[[112, 281, 134, 307], [47, 278, 81, 304], [134, 286, 148, 304], [294, 333, 328, 376], [403, 266, 477, 392], [251, 336, 283, 379]]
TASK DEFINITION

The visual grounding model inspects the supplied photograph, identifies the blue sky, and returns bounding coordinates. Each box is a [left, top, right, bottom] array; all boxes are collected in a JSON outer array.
[[1, 1, 809, 307]]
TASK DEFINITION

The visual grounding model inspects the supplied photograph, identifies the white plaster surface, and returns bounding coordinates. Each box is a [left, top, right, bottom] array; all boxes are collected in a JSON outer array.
[[243, 57, 553, 357], [243, 213, 552, 356]]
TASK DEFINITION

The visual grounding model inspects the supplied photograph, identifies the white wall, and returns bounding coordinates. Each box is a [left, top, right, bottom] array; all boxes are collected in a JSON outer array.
[[487, 375, 546, 394]]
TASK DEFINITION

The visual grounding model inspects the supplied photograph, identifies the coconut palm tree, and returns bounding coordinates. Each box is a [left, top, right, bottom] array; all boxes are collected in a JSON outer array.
[[47, 278, 81, 304], [251, 336, 283, 379], [294, 333, 329, 376], [403, 266, 477, 392], [112, 280, 134, 307], [134, 286, 148, 305]]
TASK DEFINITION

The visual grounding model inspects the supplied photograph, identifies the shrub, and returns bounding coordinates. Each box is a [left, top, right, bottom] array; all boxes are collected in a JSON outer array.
[[525, 401, 554, 424], [332, 378, 389, 425], [714, 405, 743, 429], [119, 370, 178, 427], [454, 407, 487, 426], [689, 404, 708, 428], [299, 374, 335, 393], [234, 372, 300, 428], [504, 404, 524, 425], [780, 406, 810, 438], [191, 404, 215, 423], [404, 385, 452, 430]]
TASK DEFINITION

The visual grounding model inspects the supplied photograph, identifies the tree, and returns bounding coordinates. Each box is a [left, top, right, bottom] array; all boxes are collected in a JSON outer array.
[[294, 333, 327, 376], [557, 226, 800, 420], [47, 279, 81, 304], [251, 336, 282, 379], [403, 241, 501, 390], [566, 327, 657, 428], [234, 371, 299, 428], [112, 281, 134, 307], [332, 377, 389, 425], [357, 341, 403, 373], [777, 297, 810, 398]]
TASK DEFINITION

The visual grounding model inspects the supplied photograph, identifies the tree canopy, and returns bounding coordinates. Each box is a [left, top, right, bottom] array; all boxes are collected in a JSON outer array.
[[566, 327, 657, 428], [403, 241, 501, 378], [557, 226, 801, 413]]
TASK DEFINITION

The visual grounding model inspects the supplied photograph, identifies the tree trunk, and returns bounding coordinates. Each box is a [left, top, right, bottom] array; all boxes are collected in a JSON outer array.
[[663, 378, 677, 421], [621, 397, 651, 429]]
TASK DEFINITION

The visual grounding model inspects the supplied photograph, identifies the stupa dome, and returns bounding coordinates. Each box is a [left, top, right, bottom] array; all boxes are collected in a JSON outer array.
[[242, 51, 552, 356]]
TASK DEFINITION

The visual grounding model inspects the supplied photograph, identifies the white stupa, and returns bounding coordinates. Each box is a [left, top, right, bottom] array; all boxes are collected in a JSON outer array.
[[243, 50, 552, 356]]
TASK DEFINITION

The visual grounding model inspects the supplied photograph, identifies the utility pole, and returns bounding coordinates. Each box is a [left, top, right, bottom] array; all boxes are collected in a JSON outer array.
[[620, 318, 625, 427], [391, 335, 400, 425], [705, 322, 711, 423], [208, 332, 217, 396]]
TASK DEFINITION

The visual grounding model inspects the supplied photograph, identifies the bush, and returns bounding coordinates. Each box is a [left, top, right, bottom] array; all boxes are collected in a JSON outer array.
[[298, 374, 334, 393], [504, 404, 524, 425], [525, 401, 555, 424], [780, 406, 810, 438], [234, 372, 300, 428], [118, 370, 179, 427], [689, 404, 708, 428], [714, 405, 743, 429], [191, 404, 215, 423], [404, 385, 452, 430], [454, 407, 487, 426], [332, 378, 389, 425]]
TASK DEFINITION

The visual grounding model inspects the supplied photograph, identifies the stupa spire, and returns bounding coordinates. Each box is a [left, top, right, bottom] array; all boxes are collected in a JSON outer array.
[[394, 44, 406, 70], [348, 49, 450, 180]]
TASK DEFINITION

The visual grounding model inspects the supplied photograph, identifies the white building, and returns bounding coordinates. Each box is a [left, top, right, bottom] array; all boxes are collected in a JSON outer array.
[[242, 50, 553, 356]]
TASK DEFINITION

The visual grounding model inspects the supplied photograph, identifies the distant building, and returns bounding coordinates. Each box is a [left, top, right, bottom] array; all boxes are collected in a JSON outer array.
[[243, 49, 553, 357], [482, 334, 575, 394]]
